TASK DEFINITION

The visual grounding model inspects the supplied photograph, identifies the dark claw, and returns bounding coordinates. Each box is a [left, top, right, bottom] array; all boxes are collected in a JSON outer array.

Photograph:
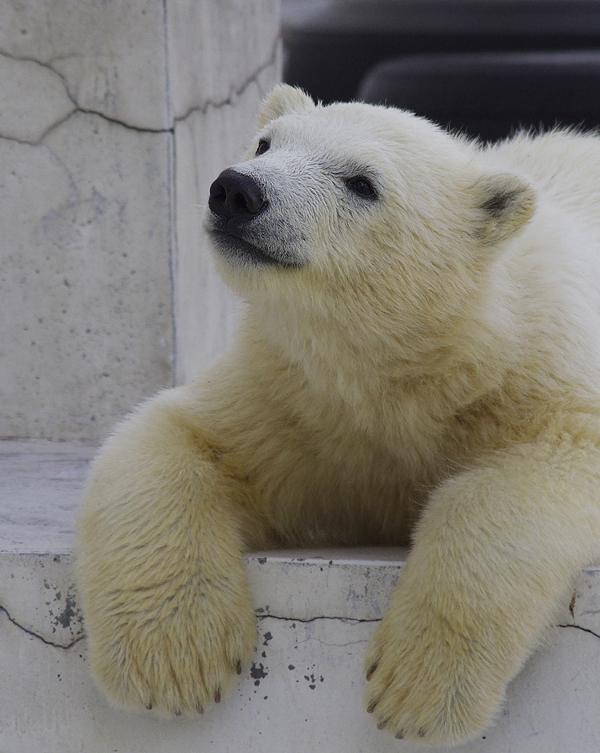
[[366, 663, 378, 681], [395, 730, 404, 740], [235, 660, 242, 675], [418, 729, 426, 738], [145, 703, 153, 711], [175, 710, 182, 717], [197, 704, 204, 714], [367, 700, 378, 714], [214, 689, 221, 704], [377, 717, 389, 731]]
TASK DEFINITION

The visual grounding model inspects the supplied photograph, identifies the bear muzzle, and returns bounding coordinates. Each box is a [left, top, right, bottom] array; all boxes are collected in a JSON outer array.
[[206, 168, 303, 268]]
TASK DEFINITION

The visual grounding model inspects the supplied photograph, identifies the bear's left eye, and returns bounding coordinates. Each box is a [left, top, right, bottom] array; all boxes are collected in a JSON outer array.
[[345, 176, 377, 200], [255, 139, 270, 156]]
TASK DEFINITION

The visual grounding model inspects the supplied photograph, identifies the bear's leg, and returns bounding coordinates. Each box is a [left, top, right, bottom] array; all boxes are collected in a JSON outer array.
[[76, 386, 267, 716], [365, 438, 600, 745]]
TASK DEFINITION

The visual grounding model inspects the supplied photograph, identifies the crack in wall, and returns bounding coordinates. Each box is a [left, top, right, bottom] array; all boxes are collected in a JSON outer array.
[[173, 35, 281, 125], [558, 623, 600, 640], [262, 614, 600, 642], [3, 606, 596, 655], [257, 613, 381, 625], [0, 605, 371, 652], [0, 48, 168, 139], [303, 636, 370, 649], [0, 604, 85, 650], [0, 34, 281, 146]]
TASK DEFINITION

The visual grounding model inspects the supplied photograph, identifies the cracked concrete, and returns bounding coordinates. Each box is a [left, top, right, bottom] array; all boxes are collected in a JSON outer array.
[[0, 0, 170, 132], [0, 0, 281, 441], [173, 36, 281, 127], [0, 605, 84, 650], [558, 622, 600, 641], [258, 614, 381, 625], [0, 52, 75, 144], [0, 34, 280, 145], [556, 567, 600, 635]]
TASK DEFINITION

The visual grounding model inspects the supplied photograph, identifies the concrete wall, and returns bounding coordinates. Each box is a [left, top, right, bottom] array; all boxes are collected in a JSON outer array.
[[0, 0, 281, 442]]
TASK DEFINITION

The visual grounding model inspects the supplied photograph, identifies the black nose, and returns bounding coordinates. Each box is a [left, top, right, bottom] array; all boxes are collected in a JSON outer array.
[[208, 168, 267, 222]]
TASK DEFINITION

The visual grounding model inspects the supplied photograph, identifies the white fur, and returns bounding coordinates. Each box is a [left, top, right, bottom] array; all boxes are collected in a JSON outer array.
[[77, 86, 600, 745]]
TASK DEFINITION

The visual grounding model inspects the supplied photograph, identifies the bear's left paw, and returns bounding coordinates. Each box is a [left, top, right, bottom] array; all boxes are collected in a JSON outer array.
[[364, 613, 507, 745]]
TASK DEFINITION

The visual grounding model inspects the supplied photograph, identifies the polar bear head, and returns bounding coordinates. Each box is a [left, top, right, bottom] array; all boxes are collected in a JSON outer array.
[[204, 85, 536, 356]]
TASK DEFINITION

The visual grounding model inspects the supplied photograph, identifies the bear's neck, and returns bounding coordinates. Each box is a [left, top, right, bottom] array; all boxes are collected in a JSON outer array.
[[245, 284, 521, 442]]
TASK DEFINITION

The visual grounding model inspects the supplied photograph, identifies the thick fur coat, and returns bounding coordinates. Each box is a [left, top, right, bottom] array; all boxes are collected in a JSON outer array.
[[77, 85, 600, 745]]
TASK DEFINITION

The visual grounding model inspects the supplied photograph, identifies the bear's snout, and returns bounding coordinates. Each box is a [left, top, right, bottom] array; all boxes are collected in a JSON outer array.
[[209, 168, 267, 224]]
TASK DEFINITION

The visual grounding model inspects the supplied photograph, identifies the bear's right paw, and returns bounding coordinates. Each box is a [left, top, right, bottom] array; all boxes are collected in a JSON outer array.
[[87, 589, 257, 717]]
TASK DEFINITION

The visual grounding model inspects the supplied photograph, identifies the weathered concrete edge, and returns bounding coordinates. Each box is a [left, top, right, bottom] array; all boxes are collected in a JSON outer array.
[[2, 548, 599, 652]]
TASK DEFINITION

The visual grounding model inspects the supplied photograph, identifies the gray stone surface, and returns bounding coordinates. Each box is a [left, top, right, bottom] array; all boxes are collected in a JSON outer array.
[[0, 117, 174, 441], [0, 0, 170, 131], [0, 54, 75, 143], [0, 440, 93, 554], [0, 0, 281, 441]]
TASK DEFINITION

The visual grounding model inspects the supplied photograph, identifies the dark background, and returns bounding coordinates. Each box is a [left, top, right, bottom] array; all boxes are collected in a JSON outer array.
[[281, 0, 600, 141]]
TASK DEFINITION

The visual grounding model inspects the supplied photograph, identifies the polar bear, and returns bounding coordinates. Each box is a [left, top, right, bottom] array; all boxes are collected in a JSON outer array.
[[77, 84, 600, 746]]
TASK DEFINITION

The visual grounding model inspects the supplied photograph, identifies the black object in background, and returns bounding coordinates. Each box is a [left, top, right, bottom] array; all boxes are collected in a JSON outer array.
[[282, 0, 600, 107], [358, 50, 600, 142]]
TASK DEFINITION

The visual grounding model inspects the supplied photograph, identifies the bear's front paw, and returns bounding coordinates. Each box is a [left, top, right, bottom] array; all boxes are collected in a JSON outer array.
[[87, 581, 257, 717], [364, 610, 508, 745]]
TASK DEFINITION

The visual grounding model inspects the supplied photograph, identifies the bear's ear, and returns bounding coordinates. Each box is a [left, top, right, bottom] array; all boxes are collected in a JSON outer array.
[[474, 172, 537, 245], [257, 85, 315, 128]]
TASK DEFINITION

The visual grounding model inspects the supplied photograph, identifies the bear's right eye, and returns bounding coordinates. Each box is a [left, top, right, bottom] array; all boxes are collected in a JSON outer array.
[[255, 139, 270, 156], [345, 175, 378, 200]]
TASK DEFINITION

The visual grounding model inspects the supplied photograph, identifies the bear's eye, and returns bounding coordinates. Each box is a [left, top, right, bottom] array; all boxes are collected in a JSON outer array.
[[255, 139, 270, 156], [345, 175, 377, 200]]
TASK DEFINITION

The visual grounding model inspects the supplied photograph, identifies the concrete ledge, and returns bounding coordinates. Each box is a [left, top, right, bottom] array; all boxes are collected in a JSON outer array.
[[2, 440, 600, 752]]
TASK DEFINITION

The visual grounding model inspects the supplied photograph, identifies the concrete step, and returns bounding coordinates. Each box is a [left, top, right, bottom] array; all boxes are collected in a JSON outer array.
[[1, 440, 600, 752]]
